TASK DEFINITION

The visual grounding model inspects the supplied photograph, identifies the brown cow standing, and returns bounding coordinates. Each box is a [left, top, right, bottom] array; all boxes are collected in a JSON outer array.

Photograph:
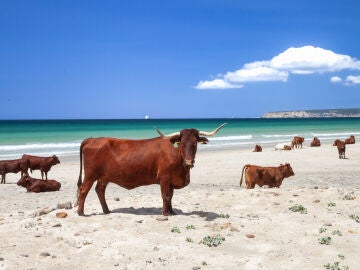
[[21, 154, 60, 180], [253, 145, 262, 152], [0, 159, 29, 184], [291, 136, 304, 149], [333, 139, 346, 159], [240, 163, 295, 189], [76, 124, 226, 216], [345, 135, 355, 144], [17, 175, 61, 192], [310, 137, 321, 147]]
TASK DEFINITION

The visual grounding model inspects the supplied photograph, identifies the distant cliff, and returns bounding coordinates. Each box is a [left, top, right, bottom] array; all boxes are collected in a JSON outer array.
[[262, 109, 360, 118]]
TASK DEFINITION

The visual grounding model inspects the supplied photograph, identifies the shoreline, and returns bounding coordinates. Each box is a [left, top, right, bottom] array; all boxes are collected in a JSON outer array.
[[1, 118, 360, 160]]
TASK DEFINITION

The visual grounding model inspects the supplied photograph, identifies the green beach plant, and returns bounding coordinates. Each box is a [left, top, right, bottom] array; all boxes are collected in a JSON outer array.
[[318, 236, 331, 245], [200, 235, 225, 247], [323, 261, 349, 270], [220, 213, 230, 218], [332, 230, 342, 236], [171, 226, 181, 233], [186, 237, 193, 243], [289, 204, 308, 214], [349, 214, 359, 223]]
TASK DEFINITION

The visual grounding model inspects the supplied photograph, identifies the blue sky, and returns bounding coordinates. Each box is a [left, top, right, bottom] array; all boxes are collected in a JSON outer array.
[[1, 0, 360, 119]]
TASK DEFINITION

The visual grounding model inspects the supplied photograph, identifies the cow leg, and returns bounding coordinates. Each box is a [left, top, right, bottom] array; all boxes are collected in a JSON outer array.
[[45, 172, 48, 180], [77, 178, 95, 216], [247, 182, 255, 189], [160, 183, 175, 216], [41, 171, 44, 180], [95, 181, 110, 214]]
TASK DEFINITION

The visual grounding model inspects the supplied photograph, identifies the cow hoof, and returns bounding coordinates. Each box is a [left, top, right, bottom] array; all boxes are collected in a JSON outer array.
[[163, 211, 177, 216], [77, 211, 85, 216]]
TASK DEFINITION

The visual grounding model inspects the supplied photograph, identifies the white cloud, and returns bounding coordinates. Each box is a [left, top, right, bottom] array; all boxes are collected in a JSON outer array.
[[346, 75, 360, 85], [330, 76, 342, 83], [196, 45, 360, 89], [195, 79, 243, 89], [270, 46, 360, 74], [330, 75, 360, 85], [224, 66, 288, 82]]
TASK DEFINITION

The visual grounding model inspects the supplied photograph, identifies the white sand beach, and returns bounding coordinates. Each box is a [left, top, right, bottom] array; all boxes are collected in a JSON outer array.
[[0, 142, 359, 269]]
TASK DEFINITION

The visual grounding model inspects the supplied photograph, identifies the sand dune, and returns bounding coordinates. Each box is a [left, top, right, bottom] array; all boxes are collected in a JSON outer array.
[[0, 142, 359, 269]]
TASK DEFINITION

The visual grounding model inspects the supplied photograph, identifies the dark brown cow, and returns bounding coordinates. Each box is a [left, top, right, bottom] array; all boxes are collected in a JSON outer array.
[[17, 175, 61, 192], [253, 145, 262, 152], [345, 135, 355, 144], [240, 163, 295, 189], [0, 159, 29, 184], [21, 154, 60, 180], [76, 123, 226, 216], [333, 139, 346, 159], [310, 137, 321, 147], [291, 136, 304, 149]]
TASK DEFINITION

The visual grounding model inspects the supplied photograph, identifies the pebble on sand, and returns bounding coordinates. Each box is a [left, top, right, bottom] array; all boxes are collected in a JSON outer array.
[[56, 212, 68, 218], [40, 252, 51, 257]]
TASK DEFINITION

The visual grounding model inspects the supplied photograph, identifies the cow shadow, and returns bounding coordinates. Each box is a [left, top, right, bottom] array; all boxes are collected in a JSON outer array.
[[88, 207, 222, 221]]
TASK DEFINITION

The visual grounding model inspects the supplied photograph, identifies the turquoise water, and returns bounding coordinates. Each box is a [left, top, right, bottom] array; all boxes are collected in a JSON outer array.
[[0, 118, 360, 159]]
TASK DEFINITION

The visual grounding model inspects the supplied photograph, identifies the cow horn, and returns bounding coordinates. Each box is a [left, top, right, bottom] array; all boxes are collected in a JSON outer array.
[[198, 123, 227, 137], [154, 126, 165, 137], [154, 127, 180, 137]]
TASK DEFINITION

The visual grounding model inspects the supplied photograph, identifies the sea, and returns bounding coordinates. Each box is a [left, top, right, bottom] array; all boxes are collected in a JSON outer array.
[[1, 118, 360, 160]]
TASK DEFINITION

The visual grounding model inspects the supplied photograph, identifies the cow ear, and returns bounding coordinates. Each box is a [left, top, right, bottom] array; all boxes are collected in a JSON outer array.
[[198, 136, 209, 144], [170, 135, 181, 144]]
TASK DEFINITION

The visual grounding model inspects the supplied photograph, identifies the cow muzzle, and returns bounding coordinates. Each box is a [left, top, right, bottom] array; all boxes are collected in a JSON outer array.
[[184, 159, 194, 168]]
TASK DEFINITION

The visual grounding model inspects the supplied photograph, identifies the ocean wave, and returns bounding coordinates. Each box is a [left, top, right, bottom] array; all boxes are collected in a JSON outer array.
[[0, 142, 81, 151], [0, 150, 79, 159], [206, 138, 292, 147], [261, 134, 299, 138], [310, 131, 360, 137], [210, 135, 252, 141]]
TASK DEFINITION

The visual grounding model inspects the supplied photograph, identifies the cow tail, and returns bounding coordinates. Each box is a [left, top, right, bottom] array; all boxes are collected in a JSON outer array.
[[75, 140, 85, 206], [240, 165, 249, 187]]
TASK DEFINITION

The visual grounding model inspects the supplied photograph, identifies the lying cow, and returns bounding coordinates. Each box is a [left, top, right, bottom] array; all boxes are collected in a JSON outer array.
[[253, 145, 262, 152], [345, 135, 355, 144], [240, 163, 295, 189], [274, 143, 292, 150], [283, 145, 292, 150], [291, 136, 304, 149], [21, 154, 60, 180], [17, 175, 61, 192], [76, 123, 226, 216], [333, 139, 346, 159], [0, 159, 29, 184], [310, 137, 321, 147]]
